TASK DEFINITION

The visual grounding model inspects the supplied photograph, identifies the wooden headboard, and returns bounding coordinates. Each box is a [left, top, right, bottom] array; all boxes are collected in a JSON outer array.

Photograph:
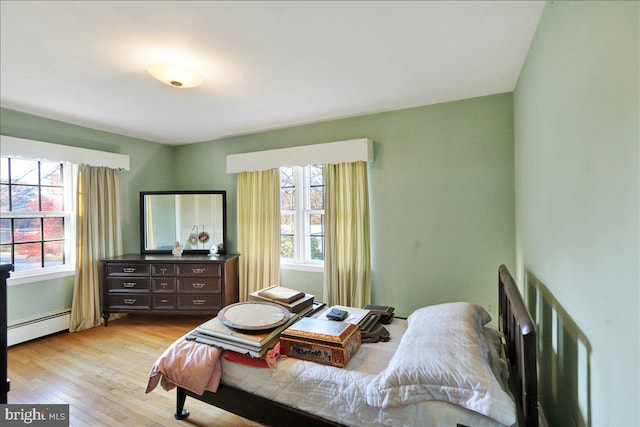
[[498, 264, 539, 427]]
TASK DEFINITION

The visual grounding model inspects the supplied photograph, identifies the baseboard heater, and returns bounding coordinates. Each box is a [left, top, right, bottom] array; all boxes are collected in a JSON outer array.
[[8, 310, 71, 347]]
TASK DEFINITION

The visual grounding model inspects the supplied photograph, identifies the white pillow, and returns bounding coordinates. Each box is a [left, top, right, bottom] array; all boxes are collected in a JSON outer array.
[[365, 302, 516, 426]]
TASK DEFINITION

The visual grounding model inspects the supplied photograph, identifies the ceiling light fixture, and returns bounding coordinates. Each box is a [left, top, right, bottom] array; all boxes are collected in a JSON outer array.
[[147, 62, 203, 88]]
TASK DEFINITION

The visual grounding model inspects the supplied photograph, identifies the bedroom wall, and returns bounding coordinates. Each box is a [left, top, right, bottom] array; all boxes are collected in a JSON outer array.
[[0, 107, 175, 325], [513, 1, 639, 426], [175, 93, 515, 318], [1, 93, 515, 326]]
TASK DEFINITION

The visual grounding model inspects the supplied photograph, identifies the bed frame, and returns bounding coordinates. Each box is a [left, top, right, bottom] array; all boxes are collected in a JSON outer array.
[[173, 264, 539, 427]]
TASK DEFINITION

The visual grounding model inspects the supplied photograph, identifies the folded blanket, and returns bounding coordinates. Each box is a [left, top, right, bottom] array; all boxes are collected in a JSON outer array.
[[146, 337, 223, 396]]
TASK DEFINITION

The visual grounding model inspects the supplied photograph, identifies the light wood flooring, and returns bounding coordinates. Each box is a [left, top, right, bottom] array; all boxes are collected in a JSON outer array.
[[7, 314, 266, 427]]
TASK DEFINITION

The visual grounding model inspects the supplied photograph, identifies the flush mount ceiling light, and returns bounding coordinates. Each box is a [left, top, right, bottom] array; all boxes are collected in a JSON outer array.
[[147, 62, 203, 88]]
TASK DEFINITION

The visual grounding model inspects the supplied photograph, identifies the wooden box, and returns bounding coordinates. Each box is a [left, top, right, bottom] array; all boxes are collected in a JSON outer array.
[[280, 318, 361, 368]]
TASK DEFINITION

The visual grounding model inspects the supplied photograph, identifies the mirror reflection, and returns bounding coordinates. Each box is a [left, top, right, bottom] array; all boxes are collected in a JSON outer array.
[[140, 191, 226, 254]]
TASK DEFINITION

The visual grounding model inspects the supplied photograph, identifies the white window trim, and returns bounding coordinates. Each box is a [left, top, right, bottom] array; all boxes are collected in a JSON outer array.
[[1, 136, 129, 285]]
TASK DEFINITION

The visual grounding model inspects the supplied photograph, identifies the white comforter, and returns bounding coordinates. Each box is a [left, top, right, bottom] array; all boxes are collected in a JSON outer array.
[[222, 303, 516, 427]]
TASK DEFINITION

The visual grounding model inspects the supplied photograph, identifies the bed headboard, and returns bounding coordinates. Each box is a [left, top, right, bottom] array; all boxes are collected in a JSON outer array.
[[498, 264, 539, 427]]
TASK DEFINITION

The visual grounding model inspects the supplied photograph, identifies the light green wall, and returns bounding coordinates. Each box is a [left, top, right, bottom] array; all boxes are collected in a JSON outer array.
[[0, 108, 176, 324], [514, 1, 639, 426], [1, 87, 515, 325], [176, 93, 516, 317]]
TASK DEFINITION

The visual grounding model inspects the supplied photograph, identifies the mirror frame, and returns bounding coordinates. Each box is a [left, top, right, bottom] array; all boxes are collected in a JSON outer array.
[[139, 190, 227, 255]]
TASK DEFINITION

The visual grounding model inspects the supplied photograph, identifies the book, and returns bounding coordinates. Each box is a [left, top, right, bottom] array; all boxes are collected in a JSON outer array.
[[257, 285, 305, 303], [249, 289, 314, 313]]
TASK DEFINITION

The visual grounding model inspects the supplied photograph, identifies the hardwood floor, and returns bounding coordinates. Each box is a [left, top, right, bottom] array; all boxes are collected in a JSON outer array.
[[7, 314, 266, 427]]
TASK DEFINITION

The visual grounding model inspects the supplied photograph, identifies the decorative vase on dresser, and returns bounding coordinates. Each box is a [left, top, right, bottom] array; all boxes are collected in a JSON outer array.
[[101, 254, 239, 325]]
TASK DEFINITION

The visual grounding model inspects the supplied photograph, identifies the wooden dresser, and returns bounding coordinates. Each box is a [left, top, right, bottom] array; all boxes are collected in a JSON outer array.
[[101, 254, 239, 325]]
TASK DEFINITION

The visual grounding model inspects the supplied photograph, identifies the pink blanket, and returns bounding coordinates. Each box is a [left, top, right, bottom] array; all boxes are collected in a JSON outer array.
[[146, 338, 223, 395]]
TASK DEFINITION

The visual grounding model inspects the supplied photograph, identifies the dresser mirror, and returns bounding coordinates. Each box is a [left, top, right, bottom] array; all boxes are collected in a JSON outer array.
[[140, 190, 226, 255]]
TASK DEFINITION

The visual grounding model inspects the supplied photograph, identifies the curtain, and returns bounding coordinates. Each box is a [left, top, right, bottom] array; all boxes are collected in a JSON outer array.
[[323, 161, 371, 307], [237, 169, 280, 301], [69, 165, 122, 332]]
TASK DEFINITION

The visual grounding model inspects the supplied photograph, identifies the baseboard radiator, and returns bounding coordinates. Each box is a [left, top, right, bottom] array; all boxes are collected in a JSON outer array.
[[8, 310, 71, 347]]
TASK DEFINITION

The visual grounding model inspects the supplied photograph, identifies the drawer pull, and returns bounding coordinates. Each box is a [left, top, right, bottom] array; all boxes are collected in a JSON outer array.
[[123, 282, 137, 288], [193, 299, 206, 305], [123, 267, 136, 273], [123, 298, 136, 305], [191, 268, 206, 274], [192, 283, 205, 289], [160, 299, 169, 303]]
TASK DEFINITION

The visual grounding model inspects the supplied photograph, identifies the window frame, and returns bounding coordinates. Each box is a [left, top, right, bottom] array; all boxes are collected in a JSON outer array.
[[280, 164, 325, 273], [1, 159, 77, 285]]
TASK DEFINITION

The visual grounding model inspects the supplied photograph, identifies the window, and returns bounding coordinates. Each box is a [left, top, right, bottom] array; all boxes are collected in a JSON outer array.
[[0, 157, 75, 274], [280, 164, 325, 269]]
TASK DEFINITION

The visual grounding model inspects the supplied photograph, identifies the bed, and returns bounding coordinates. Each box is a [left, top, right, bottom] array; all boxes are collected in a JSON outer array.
[[149, 265, 539, 427]]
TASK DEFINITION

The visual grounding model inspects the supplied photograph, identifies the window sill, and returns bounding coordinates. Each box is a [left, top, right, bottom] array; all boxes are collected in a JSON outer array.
[[7, 267, 76, 286], [280, 262, 324, 273]]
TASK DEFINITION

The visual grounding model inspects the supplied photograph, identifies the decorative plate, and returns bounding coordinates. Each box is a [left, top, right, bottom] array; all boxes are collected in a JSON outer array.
[[217, 301, 290, 331]]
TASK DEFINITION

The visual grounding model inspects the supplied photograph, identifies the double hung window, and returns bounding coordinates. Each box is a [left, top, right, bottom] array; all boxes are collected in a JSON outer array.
[[0, 157, 75, 274], [280, 164, 325, 270]]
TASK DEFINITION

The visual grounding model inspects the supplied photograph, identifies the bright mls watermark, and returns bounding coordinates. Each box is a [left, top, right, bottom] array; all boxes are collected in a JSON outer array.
[[1, 404, 69, 426]]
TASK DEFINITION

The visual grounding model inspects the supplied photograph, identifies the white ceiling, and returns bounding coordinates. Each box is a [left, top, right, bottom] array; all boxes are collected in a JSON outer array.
[[0, 1, 545, 146]]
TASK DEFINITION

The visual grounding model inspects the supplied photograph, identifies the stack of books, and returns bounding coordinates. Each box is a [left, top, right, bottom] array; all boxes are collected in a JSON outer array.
[[249, 285, 315, 314], [280, 317, 362, 368], [186, 310, 299, 358]]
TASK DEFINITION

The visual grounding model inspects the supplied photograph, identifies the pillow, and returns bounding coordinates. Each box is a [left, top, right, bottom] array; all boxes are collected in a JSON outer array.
[[365, 302, 516, 426]]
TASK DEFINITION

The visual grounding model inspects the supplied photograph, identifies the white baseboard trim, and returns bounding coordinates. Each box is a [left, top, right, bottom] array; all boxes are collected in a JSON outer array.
[[8, 310, 71, 346]]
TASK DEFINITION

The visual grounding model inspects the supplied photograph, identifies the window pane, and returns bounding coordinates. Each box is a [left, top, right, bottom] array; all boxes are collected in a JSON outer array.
[[40, 162, 63, 186], [0, 184, 8, 212], [310, 186, 324, 210], [280, 167, 296, 188], [0, 245, 11, 265], [0, 158, 8, 183], [41, 186, 64, 211], [44, 241, 64, 267], [11, 185, 39, 211], [281, 187, 296, 210], [281, 213, 294, 235], [308, 213, 324, 236], [44, 217, 64, 240], [0, 219, 11, 244], [10, 159, 39, 185], [14, 242, 42, 271], [281, 235, 294, 259], [309, 164, 324, 186], [309, 236, 324, 261], [14, 218, 41, 243]]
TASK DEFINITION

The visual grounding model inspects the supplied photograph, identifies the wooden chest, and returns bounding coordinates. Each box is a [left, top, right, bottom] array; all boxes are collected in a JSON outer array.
[[280, 317, 361, 368]]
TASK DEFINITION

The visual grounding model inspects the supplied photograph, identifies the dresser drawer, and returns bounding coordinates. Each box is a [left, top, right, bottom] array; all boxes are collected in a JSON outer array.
[[151, 278, 176, 293], [106, 264, 150, 276], [107, 278, 150, 292], [177, 277, 221, 294], [177, 295, 221, 311], [107, 294, 150, 309], [152, 295, 176, 310], [151, 264, 176, 276], [177, 263, 222, 277]]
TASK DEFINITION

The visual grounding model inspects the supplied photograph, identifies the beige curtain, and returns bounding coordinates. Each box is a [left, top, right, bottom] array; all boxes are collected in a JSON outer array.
[[237, 169, 280, 301], [69, 165, 122, 332], [323, 161, 371, 307]]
